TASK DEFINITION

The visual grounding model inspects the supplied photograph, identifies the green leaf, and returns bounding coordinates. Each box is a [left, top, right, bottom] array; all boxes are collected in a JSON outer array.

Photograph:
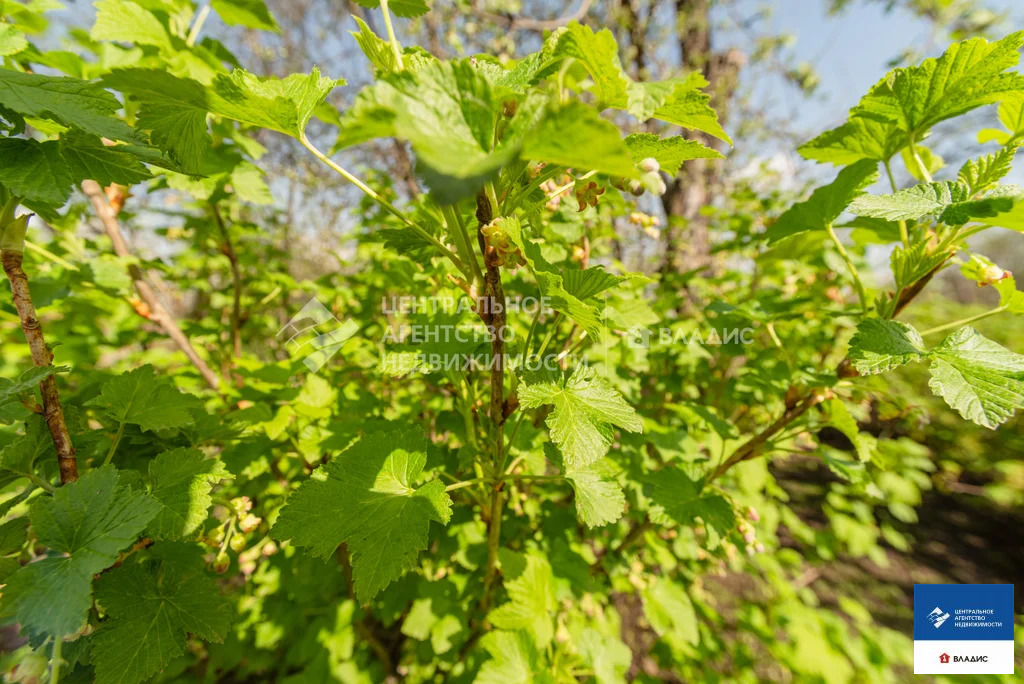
[[0, 366, 66, 406], [0, 134, 150, 205], [643, 578, 699, 647], [0, 416, 52, 489], [518, 365, 643, 469], [501, 216, 639, 336], [549, 22, 631, 110], [798, 115, 905, 166], [625, 132, 722, 176], [335, 59, 512, 202], [520, 101, 640, 179], [0, 465, 160, 637], [577, 628, 632, 683], [211, 0, 280, 32], [767, 159, 879, 243], [849, 181, 967, 221], [206, 67, 343, 139], [0, 138, 71, 205], [59, 133, 152, 186], [847, 319, 926, 375], [927, 326, 1024, 429], [0, 68, 135, 141], [488, 551, 556, 648], [546, 23, 728, 143], [147, 448, 231, 540], [971, 184, 1024, 231], [353, 0, 429, 18], [646, 467, 735, 537], [91, 551, 231, 684], [890, 241, 951, 292], [850, 180, 1021, 226], [88, 365, 202, 433], [350, 16, 397, 73], [958, 144, 1018, 195], [102, 69, 210, 171], [90, 0, 172, 52], [978, 92, 1024, 144], [995, 276, 1024, 313], [853, 31, 1024, 135], [272, 428, 452, 602], [647, 76, 731, 144], [825, 398, 874, 462], [0, 22, 27, 57], [565, 462, 625, 527], [476, 630, 539, 684]]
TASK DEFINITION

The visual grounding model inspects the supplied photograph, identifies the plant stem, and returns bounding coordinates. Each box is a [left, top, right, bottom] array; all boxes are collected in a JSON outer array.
[[442, 203, 483, 285], [475, 190, 508, 617], [907, 131, 933, 183], [82, 181, 222, 392], [50, 635, 62, 684], [23, 241, 78, 271], [503, 164, 563, 212], [883, 160, 910, 246], [298, 135, 468, 276], [211, 204, 243, 359], [2, 244, 78, 484], [379, 0, 404, 70], [103, 423, 125, 466], [185, 3, 211, 47], [445, 477, 485, 492], [534, 313, 562, 359], [547, 169, 595, 201], [825, 222, 868, 311], [710, 392, 822, 482], [920, 305, 1008, 336]]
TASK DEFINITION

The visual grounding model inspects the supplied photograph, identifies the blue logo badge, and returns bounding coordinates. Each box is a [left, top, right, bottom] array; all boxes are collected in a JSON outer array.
[[914, 584, 1014, 641]]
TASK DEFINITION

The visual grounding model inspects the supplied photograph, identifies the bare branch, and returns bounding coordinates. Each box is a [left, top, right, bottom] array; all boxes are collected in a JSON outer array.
[[81, 180, 222, 392]]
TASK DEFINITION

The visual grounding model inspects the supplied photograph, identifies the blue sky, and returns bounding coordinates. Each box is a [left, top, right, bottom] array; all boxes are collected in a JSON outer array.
[[738, 0, 1024, 133]]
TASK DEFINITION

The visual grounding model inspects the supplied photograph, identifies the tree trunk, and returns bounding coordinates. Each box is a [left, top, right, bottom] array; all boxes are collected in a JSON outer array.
[[660, 0, 743, 274]]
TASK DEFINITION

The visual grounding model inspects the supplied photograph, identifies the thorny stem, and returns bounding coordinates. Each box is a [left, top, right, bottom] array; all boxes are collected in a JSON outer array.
[[298, 135, 468, 277], [920, 305, 1008, 336], [2, 227, 78, 484], [82, 180, 222, 392], [379, 0, 404, 70], [825, 222, 868, 311]]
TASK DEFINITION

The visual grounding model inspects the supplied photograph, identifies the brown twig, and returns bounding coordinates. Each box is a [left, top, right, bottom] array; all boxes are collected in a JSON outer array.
[[81, 180, 221, 392], [891, 259, 947, 318], [709, 392, 824, 482], [1, 248, 78, 483], [210, 204, 243, 360], [475, 191, 507, 617]]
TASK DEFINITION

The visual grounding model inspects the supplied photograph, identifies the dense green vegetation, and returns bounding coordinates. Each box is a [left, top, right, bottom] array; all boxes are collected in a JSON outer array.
[[0, 0, 1022, 681]]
